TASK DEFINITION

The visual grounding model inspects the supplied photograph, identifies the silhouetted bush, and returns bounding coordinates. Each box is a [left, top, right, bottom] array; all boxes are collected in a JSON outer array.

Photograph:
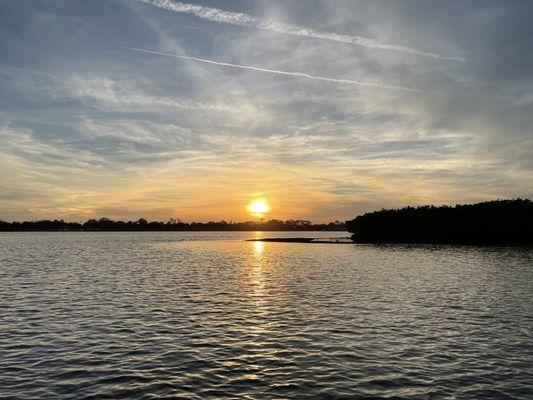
[[346, 199, 533, 244]]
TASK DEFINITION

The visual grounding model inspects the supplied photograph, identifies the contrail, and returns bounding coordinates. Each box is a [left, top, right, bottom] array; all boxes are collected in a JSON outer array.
[[137, 0, 464, 62], [126, 47, 418, 92]]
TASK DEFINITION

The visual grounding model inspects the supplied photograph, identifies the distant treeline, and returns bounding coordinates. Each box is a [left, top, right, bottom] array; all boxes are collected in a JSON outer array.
[[346, 199, 533, 244], [0, 218, 345, 232]]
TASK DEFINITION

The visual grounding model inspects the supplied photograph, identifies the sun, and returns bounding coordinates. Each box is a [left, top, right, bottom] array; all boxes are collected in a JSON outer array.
[[247, 199, 270, 217]]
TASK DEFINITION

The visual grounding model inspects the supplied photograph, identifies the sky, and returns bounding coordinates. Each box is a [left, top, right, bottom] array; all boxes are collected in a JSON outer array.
[[1, 0, 532, 222]]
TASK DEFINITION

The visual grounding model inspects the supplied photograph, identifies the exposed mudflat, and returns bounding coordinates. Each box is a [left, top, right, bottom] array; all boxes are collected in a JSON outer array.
[[247, 237, 354, 244]]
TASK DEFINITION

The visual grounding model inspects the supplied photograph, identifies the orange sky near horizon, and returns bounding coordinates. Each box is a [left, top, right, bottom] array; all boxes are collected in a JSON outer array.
[[3, 154, 515, 223]]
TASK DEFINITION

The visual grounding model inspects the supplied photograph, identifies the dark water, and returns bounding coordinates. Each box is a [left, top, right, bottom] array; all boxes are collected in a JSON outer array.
[[1, 232, 532, 399]]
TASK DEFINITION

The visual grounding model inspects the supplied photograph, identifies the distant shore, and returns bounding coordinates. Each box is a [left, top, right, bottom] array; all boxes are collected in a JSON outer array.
[[5, 199, 533, 245], [0, 218, 345, 232]]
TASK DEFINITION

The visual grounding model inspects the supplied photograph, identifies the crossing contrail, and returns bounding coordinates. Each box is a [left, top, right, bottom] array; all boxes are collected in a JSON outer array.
[[126, 47, 418, 92], [137, 0, 464, 62]]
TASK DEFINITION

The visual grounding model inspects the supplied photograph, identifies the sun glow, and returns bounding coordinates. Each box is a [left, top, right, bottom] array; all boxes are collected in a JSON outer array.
[[247, 199, 270, 217]]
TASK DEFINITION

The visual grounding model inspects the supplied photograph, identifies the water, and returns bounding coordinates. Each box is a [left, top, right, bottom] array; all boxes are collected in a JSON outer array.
[[1, 232, 532, 399]]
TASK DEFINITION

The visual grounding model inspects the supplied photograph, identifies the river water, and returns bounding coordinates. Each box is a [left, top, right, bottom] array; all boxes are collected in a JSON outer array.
[[1, 232, 532, 399]]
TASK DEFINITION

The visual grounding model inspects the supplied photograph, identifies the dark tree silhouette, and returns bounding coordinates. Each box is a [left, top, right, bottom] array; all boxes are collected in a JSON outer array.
[[0, 218, 345, 232], [346, 199, 533, 244]]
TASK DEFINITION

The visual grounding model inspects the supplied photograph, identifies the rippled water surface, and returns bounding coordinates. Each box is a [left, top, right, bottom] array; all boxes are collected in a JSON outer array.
[[1, 232, 533, 399]]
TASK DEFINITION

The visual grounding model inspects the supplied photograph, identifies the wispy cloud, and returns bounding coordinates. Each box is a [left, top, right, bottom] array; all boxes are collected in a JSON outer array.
[[61, 76, 235, 112], [3, 0, 532, 222], [138, 0, 464, 61], [127, 47, 418, 92]]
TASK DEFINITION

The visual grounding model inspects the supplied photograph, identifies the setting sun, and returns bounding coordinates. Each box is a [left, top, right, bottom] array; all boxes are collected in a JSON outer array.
[[247, 199, 270, 217]]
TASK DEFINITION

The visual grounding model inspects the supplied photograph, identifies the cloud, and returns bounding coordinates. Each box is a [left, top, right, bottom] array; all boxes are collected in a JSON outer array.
[[127, 47, 418, 92], [1, 0, 532, 222], [0, 66, 235, 113], [138, 0, 464, 61], [64, 77, 234, 112]]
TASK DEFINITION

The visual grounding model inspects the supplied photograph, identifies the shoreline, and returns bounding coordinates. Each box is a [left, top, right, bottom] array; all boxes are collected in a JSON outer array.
[[0, 229, 347, 233], [249, 237, 533, 246], [247, 237, 353, 244]]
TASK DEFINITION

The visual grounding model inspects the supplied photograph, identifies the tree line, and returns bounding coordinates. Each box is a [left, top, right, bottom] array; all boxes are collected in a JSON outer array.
[[0, 218, 345, 231], [346, 199, 533, 244]]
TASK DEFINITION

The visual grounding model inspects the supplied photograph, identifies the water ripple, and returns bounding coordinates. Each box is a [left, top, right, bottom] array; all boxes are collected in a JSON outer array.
[[1, 232, 532, 399]]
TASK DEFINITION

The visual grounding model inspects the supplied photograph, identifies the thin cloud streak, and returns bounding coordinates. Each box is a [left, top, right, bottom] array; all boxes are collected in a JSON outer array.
[[126, 47, 418, 92], [137, 0, 464, 61]]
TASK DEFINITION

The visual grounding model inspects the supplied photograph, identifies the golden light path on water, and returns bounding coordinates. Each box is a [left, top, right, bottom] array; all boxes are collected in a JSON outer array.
[[250, 240, 266, 302]]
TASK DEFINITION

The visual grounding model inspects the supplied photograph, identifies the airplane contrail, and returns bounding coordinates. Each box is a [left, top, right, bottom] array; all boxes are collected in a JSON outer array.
[[137, 0, 464, 62], [126, 47, 418, 92]]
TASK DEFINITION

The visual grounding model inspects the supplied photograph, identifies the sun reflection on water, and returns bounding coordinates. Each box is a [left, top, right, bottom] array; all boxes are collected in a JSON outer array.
[[247, 239, 274, 340], [250, 241, 265, 296], [252, 240, 264, 256]]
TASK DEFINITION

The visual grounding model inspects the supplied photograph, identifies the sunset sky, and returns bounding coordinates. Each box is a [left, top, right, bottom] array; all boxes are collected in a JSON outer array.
[[1, 0, 532, 222]]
